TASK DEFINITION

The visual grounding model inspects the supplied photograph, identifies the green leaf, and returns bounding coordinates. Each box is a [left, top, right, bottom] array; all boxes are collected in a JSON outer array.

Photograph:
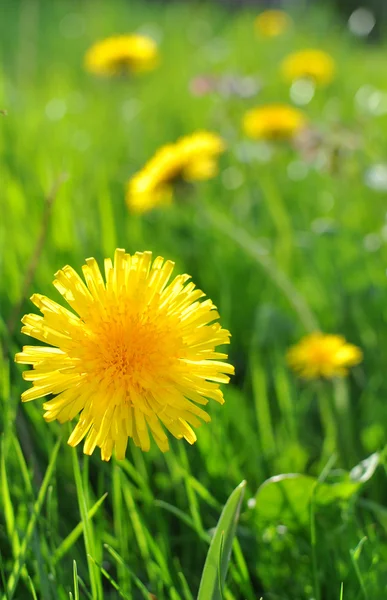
[[197, 480, 246, 600], [254, 473, 360, 528]]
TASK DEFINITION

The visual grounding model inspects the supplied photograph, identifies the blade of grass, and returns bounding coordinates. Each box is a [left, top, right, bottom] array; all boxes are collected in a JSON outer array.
[[350, 537, 369, 600], [12, 434, 34, 497], [88, 555, 131, 600], [122, 481, 160, 588], [144, 529, 173, 586], [77, 573, 93, 600], [71, 445, 103, 600], [27, 576, 38, 600], [52, 492, 108, 565], [204, 207, 318, 332], [177, 570, 194, 600], [310, 482, 321, 600], [4, 435, 62, 600], [112, 464, 131, 596], [340, 582, 344, 600], [154, 499, 210, 543], [120, 458, 153, 504], [1, 436, 20, 556], [250, 352, 276, 460], [0, 550, 9, 600], [104, 544, 152, 600], [122, 482, 151, 562], [6, 173, 67, 339], [179, 445, 205, 537], [231, 538, 255, 600], [73, 561, 79, 600], [197, 480, 246, 600]]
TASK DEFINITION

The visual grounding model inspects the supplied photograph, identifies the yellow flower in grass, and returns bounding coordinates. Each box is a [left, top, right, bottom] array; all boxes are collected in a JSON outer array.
[[282, 49, 336, 86], [287, 332, 362, 379], [255, 10, 292, 38], [126, 131, 225, 213], [243, 104, 306, 141], [15, 250, 233, 461], [85, 34, 158, 77]]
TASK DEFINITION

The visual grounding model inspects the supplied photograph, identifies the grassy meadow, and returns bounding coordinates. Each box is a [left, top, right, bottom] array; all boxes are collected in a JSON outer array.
[[2, 1, 387, 598]]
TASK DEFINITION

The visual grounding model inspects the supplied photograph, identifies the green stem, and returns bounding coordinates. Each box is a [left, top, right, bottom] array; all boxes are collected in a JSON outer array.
[[317, 383, 337, 462], [259, 174, 294, 271], [333, 378, 357, 468], [317, 379, 356, 468], [250, 351, 276, 459]]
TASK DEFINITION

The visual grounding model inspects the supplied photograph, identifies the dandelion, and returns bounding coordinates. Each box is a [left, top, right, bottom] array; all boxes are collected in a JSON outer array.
[[282, 49, 336, 86], [126, 131, 225, 213], [286, 332, 362, 379], [255, 10, 292, 38], [242, 104, 306, 141], [84, 34, 158, 77], [15, 250, 233, 461]]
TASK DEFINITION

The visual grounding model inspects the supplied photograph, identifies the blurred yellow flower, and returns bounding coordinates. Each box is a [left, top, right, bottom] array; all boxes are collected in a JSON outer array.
[[85, 34, 158, 76], [15, 250, 233, 461], [282, 49, 336, 85], [126, 131, 225, 213], [255, 10, 292, 38], [242, 104, 306, 140], [287, 332, 362, 379]]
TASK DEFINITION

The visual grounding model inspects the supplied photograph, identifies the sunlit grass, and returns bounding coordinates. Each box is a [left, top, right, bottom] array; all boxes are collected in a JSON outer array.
[[2, 0, 387, 598]]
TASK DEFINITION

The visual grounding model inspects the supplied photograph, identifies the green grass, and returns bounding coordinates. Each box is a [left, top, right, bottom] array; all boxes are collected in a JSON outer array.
[[2, 0, 387, 598]]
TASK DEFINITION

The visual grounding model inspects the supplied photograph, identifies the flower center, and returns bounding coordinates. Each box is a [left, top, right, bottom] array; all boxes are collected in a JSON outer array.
[[75, 307, 181, 394], [308, 344, 332, 367]]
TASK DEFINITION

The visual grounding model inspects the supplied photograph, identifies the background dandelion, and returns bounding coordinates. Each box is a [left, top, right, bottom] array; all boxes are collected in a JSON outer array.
[[85, 34, 159, 76]]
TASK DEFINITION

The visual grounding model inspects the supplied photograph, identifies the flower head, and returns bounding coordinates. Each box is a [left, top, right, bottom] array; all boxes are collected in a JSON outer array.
[[286, 332, 362, 379], [242, 104, 306, 140], [126, 131, 225, 213], [15, 250, 233, 460], [85, 34, 158, 77], [282, 49, 336, 86], [255, 10, 292, 38]]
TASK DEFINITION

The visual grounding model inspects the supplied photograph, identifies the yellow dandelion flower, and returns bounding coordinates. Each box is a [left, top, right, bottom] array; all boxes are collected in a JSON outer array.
[[255, 10, 292, 38], [286, 332, 362, 379], [126, 131, 225, 213], [84, 34, 158, 77], [242, 104, 306, 140], [15, 250, 234, 461], [282, 49, 336, 86]]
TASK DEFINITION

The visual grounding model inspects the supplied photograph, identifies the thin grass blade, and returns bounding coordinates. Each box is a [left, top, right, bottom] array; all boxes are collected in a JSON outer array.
[[4, 435, 62, 599], [52, 492, 108, 565], [197, 480, 246, 600]]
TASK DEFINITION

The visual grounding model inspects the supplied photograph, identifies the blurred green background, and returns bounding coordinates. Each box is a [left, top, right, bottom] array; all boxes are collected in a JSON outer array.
[[2, 0, 387, 599]]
